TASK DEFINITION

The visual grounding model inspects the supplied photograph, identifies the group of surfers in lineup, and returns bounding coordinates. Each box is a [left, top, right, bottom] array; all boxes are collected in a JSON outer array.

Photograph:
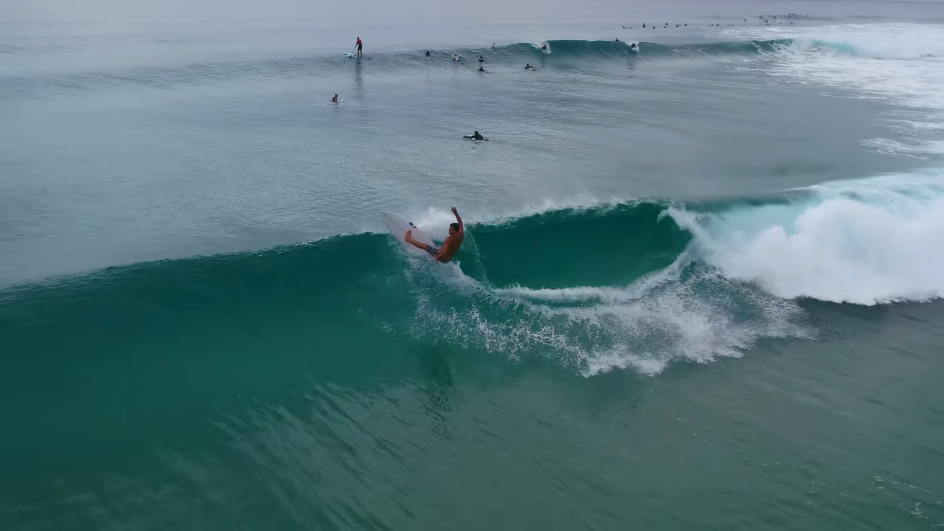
[[624, 13, 808, 29], [341, 36, 638, 78], [331, 29, 639, 262], [332, 35, 641, 141], [336, 13, 808, 261], [429, 40, 637, 73]]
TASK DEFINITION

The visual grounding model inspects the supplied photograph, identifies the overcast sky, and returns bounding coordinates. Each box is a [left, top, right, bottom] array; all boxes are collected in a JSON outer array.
[[3, 0, 941, 28], [4, 0, 542, 24]]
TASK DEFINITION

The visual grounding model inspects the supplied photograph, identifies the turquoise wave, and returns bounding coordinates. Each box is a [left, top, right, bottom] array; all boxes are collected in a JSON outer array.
[[464, 201, 688, 289], [0, 198, 807, 378], [5, 172, 940, 377]]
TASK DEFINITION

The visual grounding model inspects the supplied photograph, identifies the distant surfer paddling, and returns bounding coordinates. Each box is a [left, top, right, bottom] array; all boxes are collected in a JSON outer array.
[[405, 207, 464, 262]]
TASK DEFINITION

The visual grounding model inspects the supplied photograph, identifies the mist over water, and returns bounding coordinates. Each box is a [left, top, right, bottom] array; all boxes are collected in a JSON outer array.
[[2, 1, 944, 529]]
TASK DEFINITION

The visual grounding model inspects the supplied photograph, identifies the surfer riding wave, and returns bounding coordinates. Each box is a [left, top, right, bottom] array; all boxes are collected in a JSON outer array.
[[405, 207, 464, 262]]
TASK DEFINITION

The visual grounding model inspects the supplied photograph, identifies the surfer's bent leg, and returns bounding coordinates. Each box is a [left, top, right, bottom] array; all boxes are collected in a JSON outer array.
[[405, 230, 435, 254]]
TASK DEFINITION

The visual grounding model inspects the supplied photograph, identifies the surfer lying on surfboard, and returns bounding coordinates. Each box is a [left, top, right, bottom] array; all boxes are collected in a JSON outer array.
[[405, 207, 464, 262]]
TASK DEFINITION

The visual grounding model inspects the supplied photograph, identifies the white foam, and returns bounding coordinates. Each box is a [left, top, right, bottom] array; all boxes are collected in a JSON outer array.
[[724, 23, 944, 157], [405, 170, 944, 378], [403, 174, 944, 377], [861, 138, 944, 160], [672, 172, 944, 305], [726, 23, 944, 61], [412, 250, 808, 377], [493, 253, 688, 304]]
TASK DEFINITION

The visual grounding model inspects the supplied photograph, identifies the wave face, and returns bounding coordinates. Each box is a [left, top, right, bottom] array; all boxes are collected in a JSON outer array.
[[7, 171, 941, 376]]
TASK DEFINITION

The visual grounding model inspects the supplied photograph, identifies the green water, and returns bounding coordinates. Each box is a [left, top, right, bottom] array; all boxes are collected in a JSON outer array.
[[3, 1, 944, 529]]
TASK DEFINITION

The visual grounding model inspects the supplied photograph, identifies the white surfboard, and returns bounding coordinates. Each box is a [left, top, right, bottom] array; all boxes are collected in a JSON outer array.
[[382, 211, 436, 257]]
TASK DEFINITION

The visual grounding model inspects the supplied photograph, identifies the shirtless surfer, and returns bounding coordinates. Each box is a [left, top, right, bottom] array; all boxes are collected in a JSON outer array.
[[404, 207, 464, 262]]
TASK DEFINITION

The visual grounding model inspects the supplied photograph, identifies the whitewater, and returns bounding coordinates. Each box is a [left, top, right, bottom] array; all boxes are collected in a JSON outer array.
[[3, 3, 944, 530]]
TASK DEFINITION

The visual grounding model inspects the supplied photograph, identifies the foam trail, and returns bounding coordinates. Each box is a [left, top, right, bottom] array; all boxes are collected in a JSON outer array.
[[672, 173, 944, 305], [493, 251, 690, 305], [416, 250, 807, 377]]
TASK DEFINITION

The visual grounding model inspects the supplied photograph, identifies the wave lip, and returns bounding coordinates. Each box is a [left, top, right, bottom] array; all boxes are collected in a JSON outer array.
[[672, 173, 944, 305]]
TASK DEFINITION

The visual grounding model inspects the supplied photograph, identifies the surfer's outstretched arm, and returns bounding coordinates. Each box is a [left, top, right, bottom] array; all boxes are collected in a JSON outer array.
[[451, 207, 464, 233]]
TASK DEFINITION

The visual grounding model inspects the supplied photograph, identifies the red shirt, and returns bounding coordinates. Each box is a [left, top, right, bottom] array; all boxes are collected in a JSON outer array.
[[356, 39, 362, 46]]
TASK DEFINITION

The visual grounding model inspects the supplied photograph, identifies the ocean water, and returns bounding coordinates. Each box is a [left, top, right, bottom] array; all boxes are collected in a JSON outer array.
[[2, 0, 944, 529]]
